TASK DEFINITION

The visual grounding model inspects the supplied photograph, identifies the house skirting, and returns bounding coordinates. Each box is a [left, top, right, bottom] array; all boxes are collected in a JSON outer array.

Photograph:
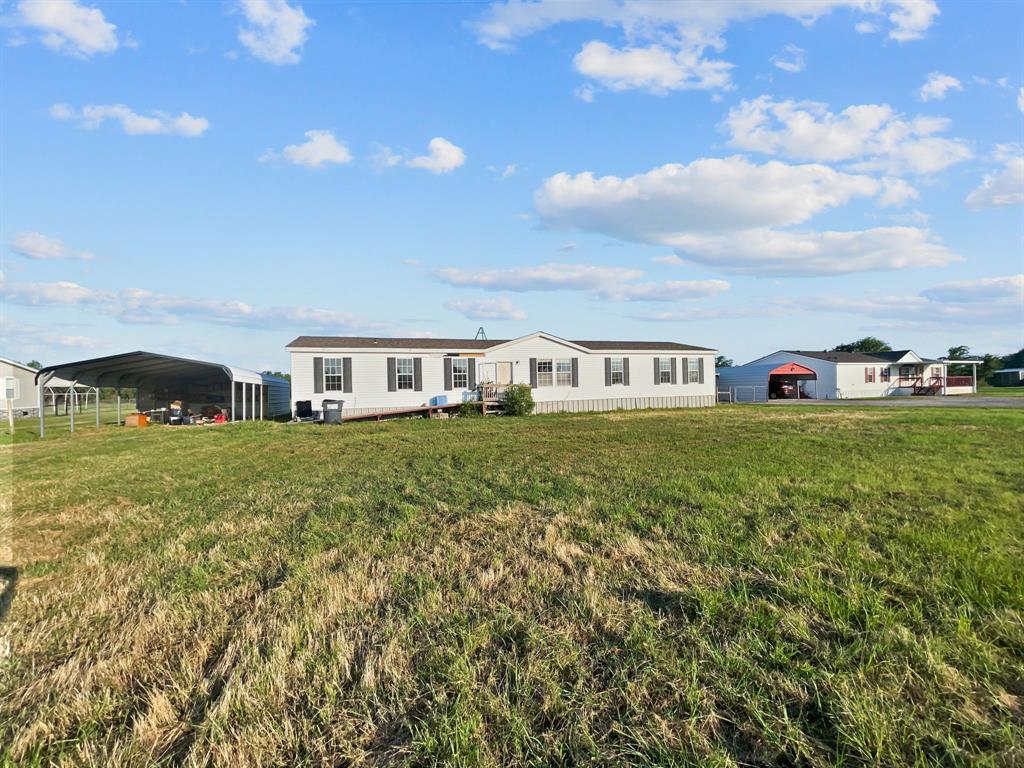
[[335, 393, 715, 417], [533, 394, 715, 414]]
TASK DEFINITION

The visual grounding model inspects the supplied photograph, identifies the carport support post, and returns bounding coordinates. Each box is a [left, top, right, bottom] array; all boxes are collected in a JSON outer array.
[[95, 389, 100, 428], [69, 382, 77, 432], [230, 380, 236, 422], [116, 390, 121, 426], [242, 383, 248, 421]]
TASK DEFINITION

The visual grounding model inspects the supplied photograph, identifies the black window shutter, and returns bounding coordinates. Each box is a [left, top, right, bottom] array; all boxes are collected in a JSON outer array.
[[653, 357, 660, 385], [681, 357, 690, 384], [343, 357, 353, 393], [670, 357, 678, 385], [529, 358, 538, 388], [698, 357, 705, 384], [604, 357, 611, 386], [313, 357, 324, 394], [443, 358, 453, 391], [468, 359, 477, 389], [387, 358, 397, 392], [413, 358, 423, 391], [623, 358, 630, 386], [571, 358, 579, 387]]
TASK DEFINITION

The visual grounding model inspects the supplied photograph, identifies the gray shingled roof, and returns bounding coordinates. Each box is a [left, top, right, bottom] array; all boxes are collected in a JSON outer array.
[[287, 336, 713, 352], [785, 350, 891, 363]]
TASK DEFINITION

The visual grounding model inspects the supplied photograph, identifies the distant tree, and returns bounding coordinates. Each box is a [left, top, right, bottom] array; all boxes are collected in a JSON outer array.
[[831, 337, 892, 353], [715, 355, 734, 368], [945, 346, 1003, 380], [25, 360, 42, 369], [1000, 348, 1024, 369], [262, 370, 291, 382]]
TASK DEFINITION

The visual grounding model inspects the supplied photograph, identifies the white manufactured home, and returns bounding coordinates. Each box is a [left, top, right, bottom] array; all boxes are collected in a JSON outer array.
[[287, 332, 717, 417], [718, 349, 978, 401]]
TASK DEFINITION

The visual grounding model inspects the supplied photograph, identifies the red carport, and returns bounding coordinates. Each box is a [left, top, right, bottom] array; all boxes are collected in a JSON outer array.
[[769, 362, 817, 399]]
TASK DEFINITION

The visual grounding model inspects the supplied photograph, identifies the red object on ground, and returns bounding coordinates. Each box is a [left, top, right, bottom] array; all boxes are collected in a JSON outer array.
[[214, 414, 226, 423]]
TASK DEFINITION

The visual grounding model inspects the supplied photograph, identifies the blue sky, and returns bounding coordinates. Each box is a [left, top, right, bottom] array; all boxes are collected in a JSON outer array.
[[1, 0, 1021, 371]]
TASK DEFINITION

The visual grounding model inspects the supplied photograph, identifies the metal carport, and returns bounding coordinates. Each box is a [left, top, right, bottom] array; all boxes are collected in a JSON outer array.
[[34, 351, 290, 438]]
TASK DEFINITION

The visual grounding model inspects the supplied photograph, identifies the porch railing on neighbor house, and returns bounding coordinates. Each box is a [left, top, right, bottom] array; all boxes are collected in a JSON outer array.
[[945, 376, 974, 388]]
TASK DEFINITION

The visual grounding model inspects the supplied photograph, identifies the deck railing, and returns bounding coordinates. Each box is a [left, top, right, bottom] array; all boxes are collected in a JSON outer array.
[[945, 376, 974, 387]]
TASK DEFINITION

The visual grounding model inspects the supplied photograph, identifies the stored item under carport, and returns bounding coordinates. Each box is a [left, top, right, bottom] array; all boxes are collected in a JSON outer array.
[[124, 412, 148, 428]]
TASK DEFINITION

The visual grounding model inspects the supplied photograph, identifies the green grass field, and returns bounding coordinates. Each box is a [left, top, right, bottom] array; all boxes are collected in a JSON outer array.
[[3, 406, 1023, 767]]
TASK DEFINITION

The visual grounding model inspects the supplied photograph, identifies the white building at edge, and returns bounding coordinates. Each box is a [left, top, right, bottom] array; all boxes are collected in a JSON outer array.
[[718, 349, 978, 400], [287, 332, 717, 417]]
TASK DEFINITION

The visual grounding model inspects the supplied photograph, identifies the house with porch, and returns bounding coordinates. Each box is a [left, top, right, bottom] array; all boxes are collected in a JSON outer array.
[[287, 332, 717, 418], [717, 349, 978, 401]]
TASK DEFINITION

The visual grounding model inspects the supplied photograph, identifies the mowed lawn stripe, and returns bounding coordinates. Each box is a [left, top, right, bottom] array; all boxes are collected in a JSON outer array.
[[3, 406, 1023, 767]]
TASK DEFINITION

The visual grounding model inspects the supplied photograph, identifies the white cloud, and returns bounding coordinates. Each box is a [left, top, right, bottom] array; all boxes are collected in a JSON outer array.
[[473, 1, 937, 95], [574, 83, 595, 103], [599, 279, 730, 302], [10, 231, 93, 260], [437, 263, 643, 292], [877, 177, 919, 207], [407, 137, 466, 174], [534, 156, 959, 276], [16, 0, 119, 57], [771, 44, 805, 73], [1018, 87, 1024, 113], [0, 274, 107, 306], [919, 72, 962, 101], [500, 163, 517, 178], [794, 274, 1023, 327], [266, 130, 352, 168], [535, 156, 881, 239], [237, 0, 313, 65], [721, 96, 972, 175], [921, 274, 1024, 303], [437, 262, 729, 303], [854, 20, 878, 33], [0, 272, 386, 332], [370, 143, 402, 171], [964, 153, 1024, 209], [50, 103, 210, 137], [445, 297, 527, 321], [572, 41, 731, 94], [558, 241, 578, 252], [663, 227, 960, 276]]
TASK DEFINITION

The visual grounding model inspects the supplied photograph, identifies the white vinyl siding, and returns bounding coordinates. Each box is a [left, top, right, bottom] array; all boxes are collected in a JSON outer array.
[[323, 357, 344, 391]]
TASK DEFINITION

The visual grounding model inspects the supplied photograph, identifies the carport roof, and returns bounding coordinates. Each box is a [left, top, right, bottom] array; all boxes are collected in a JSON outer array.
[[35, 351, 283, 388]]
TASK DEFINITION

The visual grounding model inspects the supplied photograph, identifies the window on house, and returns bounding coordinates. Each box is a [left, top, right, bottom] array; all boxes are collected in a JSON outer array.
[[396, 358, 414, 390], [686, 358, 701, 383], [880, 367, 891, 382], [659, 358, 672, 384], [556, 359, 573, 386], [865, 367, 876, 383], [452, 358, 469, 389], [610, 357, 624, 385], [537, 359, 553, 387], [324, 358, 344, 391], [2, 377, 17, 401]]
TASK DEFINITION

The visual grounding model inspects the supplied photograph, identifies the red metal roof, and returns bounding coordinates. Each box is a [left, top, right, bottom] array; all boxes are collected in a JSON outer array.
[[769, 362, 816, 376]]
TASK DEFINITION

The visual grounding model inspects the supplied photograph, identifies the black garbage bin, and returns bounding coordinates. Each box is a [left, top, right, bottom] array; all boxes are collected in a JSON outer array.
[[321, 399, 344, 424]]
